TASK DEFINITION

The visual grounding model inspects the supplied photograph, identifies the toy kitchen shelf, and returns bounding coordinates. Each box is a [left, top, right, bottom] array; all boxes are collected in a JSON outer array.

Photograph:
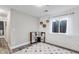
[[30, 32, 46, 44]]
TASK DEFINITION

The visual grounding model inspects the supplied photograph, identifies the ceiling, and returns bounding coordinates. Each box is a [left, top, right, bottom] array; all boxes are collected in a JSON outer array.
[[1, 5, 78, 18]]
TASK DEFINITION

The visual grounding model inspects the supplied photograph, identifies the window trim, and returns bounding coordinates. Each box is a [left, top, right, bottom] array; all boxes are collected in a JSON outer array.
[[51, 17, 68, 34]]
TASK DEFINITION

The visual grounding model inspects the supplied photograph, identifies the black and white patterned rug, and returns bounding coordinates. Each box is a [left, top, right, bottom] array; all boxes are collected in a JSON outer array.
[[13, 42, 76, 54]]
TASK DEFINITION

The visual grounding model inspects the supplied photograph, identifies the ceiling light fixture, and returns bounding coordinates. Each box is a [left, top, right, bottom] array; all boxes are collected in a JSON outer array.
[[35, 5, 44, 7], [44, 9, 48, 12]]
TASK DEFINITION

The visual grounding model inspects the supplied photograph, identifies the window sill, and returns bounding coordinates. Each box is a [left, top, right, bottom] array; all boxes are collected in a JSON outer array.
[[50, 32, 68, 35], [0, 35, 5, 38]]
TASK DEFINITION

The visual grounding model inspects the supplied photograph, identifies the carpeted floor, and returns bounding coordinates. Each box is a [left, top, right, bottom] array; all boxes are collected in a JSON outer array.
[[13, 42, 76, 54]]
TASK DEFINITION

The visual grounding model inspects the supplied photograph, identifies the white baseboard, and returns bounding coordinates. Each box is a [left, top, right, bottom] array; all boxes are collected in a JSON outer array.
[[10, 42, 30, 49]]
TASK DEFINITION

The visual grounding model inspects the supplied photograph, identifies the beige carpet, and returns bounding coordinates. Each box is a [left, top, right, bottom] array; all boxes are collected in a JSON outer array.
[[0, 48, 9, 54]]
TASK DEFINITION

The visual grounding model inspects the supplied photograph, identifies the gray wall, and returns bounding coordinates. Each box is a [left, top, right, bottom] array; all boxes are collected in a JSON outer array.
[[10, 9, 39, 49], [39, 7, 79, 51]]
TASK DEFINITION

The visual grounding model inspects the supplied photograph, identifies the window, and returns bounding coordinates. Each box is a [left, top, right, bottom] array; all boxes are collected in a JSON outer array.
[[60, 20, 67, 33], [52, 20, 59, 33], [52, 18, 67, 33], [0, 21, 4, 35]]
